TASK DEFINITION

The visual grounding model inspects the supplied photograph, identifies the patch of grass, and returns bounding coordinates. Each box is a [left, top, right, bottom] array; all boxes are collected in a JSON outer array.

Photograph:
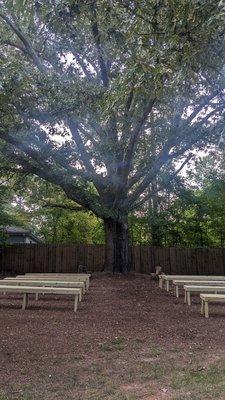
[[85, 361, 149, 400], [193, 344, 205, 351], [83, 383, 116, 398], [111, 336, 126, 350], [13, 395, 33, 400], [171, 358, 225, 399], [63, 375, 78, 389], [74, 355, 85, 361], [147, 387, 157, 396], [134, 338, 145, 344], [17, 388, 34, 400], [84, 388, 112, 400], [123, 394, 138, 400], [100, 336, 126, 352], [169, 347, 180, 353], [0, 395, 8, 400], [100, 344, 114, 352], [89, 362, 114, 390], [84, 388, 139, 400], [149, 344, 162, 357], [1, 385, 34, 400], [127, 360, 170, 384], [172, 395, 201, 400], [132, 338, 145, 348], [139, 361, 168, 381]]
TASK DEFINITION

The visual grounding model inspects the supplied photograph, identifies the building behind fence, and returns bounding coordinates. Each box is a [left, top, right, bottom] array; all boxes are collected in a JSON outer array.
[[1, 244, 225, 275]]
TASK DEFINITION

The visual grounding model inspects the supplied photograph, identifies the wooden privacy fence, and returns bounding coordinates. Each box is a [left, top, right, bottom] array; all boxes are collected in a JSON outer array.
[[1, 244, 225, 275], [0, 244, 105, 274]]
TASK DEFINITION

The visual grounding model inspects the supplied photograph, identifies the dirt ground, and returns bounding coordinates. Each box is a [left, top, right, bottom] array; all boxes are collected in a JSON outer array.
[[1, 273, 225, 400]]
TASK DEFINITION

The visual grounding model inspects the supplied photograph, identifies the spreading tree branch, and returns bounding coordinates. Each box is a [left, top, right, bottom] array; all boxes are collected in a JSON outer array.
[[42, 203, 88, 212], [130, 153, 193, 210], [90, 1, 109, 87], [0, 13, 46, 73], [121, 98, 156, 182]]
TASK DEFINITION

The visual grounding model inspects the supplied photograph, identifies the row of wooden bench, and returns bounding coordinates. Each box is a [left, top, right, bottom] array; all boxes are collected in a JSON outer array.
[[159, 274, 225, 318], [0, 273, 91, 312]]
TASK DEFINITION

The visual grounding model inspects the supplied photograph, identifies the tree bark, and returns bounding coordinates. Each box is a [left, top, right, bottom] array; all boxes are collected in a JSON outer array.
[[103, 217, 130, 273]]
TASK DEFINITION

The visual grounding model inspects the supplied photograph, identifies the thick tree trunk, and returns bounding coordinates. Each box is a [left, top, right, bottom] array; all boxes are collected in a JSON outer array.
[[103, 217, 130, 273]]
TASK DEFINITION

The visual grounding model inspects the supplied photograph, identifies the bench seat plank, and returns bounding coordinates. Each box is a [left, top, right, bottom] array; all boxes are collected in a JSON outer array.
[[24, 274, 91, 288], [25, 273, 91, 275]]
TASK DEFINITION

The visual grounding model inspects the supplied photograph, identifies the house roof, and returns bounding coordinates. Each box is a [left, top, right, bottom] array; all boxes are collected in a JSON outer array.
[[0, 226, 42, 243]]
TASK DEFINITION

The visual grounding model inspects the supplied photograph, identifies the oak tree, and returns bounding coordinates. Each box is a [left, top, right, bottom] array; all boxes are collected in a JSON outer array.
[[1, 0, 225, 271]]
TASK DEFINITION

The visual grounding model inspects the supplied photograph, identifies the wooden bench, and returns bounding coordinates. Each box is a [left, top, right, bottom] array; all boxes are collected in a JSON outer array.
[[173, 280, 225, 298], [159, 275, 225, 291], [200, 294, 225, 318], [0, 285, 82, 312], [7, 275, 90, 290], [184, 285, 225, 305], [2, 279, 85, 300]]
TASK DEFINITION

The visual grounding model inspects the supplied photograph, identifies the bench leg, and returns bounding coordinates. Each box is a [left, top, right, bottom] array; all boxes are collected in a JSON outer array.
[[74, 295, 78, 312], [201, 299, 204, 315], [184, 290, 187, 303], [22, 293, 28, 310], [159, 277, 163, 289], [84, 279, 89, 290], [79, 292, 82, 302], [187, 292, 191, 306], [35, 293, 39, 301], [175, 285, 179, 298], [205, 301, 209, 318], [165, 281, 169, 292]]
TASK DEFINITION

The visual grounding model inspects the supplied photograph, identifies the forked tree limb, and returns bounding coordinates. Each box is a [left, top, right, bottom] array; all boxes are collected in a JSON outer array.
[[0, 12, 46, 73], [42, 203, 88, 212]]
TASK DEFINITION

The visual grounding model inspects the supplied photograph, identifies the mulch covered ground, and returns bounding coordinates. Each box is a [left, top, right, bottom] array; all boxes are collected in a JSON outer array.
[[1, 273, 225, 400]]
